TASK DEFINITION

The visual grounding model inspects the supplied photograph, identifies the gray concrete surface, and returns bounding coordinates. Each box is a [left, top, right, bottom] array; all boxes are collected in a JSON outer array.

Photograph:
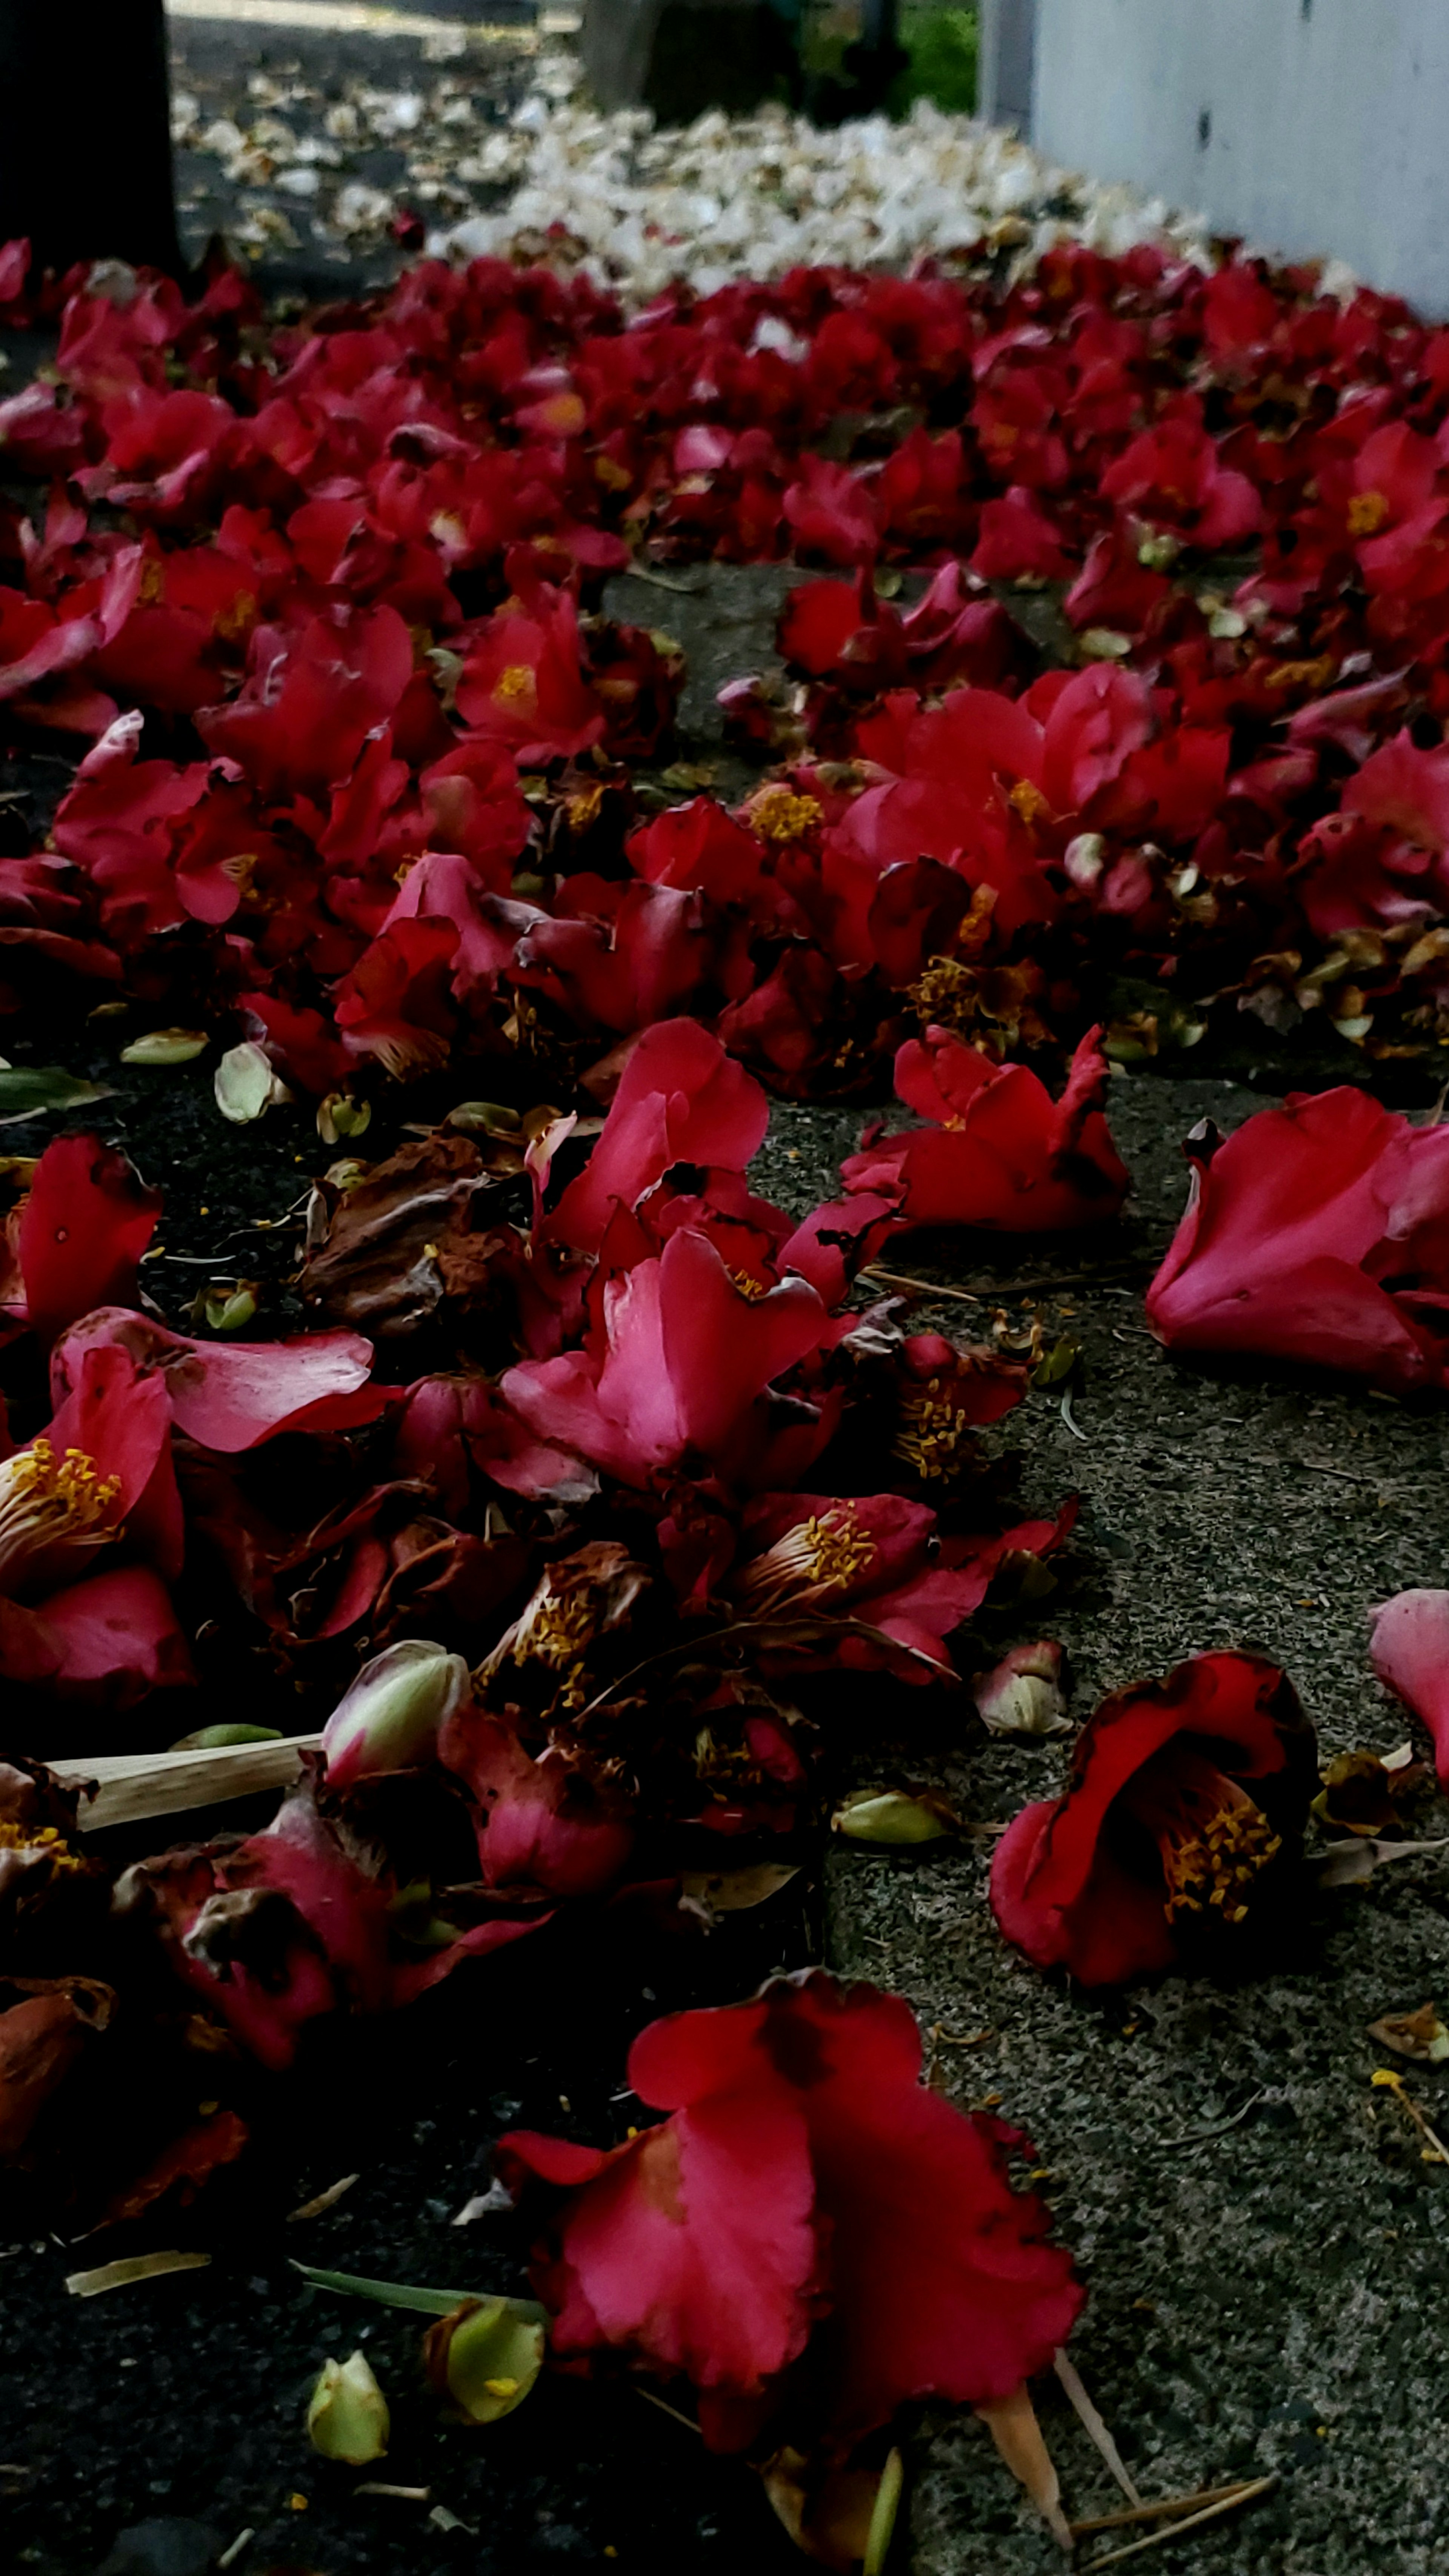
[[758, 1075, 1449, 2573], [1030, 0, 1449, 317]]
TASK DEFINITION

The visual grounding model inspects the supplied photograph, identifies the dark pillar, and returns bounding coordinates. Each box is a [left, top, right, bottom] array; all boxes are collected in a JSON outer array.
[[583, 0, 801, 122], [0, 0, 183, 278]]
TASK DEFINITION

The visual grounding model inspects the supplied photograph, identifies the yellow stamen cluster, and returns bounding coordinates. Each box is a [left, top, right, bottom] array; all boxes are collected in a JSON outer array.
[[908, 955, 981, 1035], [0, 1817, 83, 1875], [214, 588, 258, 644], [565, 782, 606, 835], [895, 1377, 973, 1481], [0, 1439, 123, 1591], [748, 786, 823, 844], [1347, 489, 1391, 538], [492, 663, 538, 704], [728, 1268, 770, 1300], [738, 1506, 877, 1612], [1008, 778, 1052, 829], [1162, 1801, 1281, 1923], [514, 1595, 596, 1672]]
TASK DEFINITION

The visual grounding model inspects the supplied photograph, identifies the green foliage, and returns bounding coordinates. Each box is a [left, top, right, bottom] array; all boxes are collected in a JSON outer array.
[[889, 3, 979, 117]]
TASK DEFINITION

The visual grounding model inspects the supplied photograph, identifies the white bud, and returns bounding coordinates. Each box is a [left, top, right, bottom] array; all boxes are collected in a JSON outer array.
[[321, 1639, 469, 1787]]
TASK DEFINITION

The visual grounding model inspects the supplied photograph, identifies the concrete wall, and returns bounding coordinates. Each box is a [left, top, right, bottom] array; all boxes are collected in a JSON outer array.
[[1029, 0, 1449, 317], [977, 0, 1037, 131]]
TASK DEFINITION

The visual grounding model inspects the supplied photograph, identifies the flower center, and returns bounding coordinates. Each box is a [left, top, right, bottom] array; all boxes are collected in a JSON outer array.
[[0, 1817, 84, 1874], [1347, 489, 1391, 538], [894, 1377, 972, 1480], [493, 663, 538, 704], [566, 782, 605, 834], [728, 1267, 770, 1300], [738, 1507, 877, 1612], [1008, 778, 1052, 829], [0, 1439, 124, 1595], [748, 786, 823, 844], [514, 1595, 595, 1672], [909, 954, 980, 1032], [1126, 1747, 1281, 1925]]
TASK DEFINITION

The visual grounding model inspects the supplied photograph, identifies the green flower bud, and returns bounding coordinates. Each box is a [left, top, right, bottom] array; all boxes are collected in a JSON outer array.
[[321, 1639, 469, 1787], [306, 2348, 389, 2464], [423, 2296, 546, 2425]]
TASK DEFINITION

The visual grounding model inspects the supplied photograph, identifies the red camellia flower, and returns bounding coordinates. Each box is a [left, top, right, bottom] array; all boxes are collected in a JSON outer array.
[[1368, 1589, 1449, 1785], [723, 1491, 1031, 1680], [455, 565, 605, 763], [0, 1343, 190, 1701], [545, 1018, 768, 1258], [990, 1652, 1317, 1986], [502, 1228, 839, 1493], [1145, 1089, 1449, 1391], [12, 1132, 161, 1347], [128, 1781, 543, 2070], [497, 1972, 1081, 2448], [842, 1025, 1128, 1232]]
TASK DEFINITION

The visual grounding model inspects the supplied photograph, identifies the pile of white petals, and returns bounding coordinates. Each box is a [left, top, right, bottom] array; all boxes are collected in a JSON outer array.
[[431, 60, 1214, 303]]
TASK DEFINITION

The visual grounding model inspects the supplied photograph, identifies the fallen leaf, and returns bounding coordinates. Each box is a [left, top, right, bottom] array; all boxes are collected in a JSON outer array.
[[299, 1133, 506, 1334], [89, 2111, 249, 2230], [171, 1725, 285, 1750], [1317, 1835, 1449, 1886], [760, 2444, 886, 2571], [288, 2174, 360, 2224], [863, 2447, 904, 2576], [977, 2384, 1072, 2551], [65, 2251, 211, 2297], [1312, 1746, 1427, 1836], [678, 1864, 800, 1918], [974, 1641, 1069, 1738], [0, 1976, 114, 2156], [0, 1067, 110, 1123], [291, 2260, 546, 2323], [831, 1788, 962, 1845], [1367, 2002, 1449, 2064], [120, 1030, 208, 1066]]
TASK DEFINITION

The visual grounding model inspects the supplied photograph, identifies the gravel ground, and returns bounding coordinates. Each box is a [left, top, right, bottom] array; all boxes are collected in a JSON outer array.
[[799, 1074, 1449, 2576], [166, 3, 552, 296]]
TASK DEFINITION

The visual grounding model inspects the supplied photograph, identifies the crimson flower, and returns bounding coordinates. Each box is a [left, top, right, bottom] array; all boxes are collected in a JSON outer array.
[[0, 1343, 189, 1702], [454, 567, 604, 763], [127, 1780, 542, 2070], [1145, 1088, 1449, 1391], [1369, 1590, 1449, 1786], [991, 1652, 1317, 1987], [1099, 407, 1262, 549], [502, 1228, 840, 1494], [545, 1018, 768, 1259], [723, 1492, 1018, 1680], [197, 601, 415, 802], [843, 1025, 1128, 1232], [441, 1710, 637, 1900], [497, 1973, 1081, 2448], [12, 1133, 161, 1347]]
